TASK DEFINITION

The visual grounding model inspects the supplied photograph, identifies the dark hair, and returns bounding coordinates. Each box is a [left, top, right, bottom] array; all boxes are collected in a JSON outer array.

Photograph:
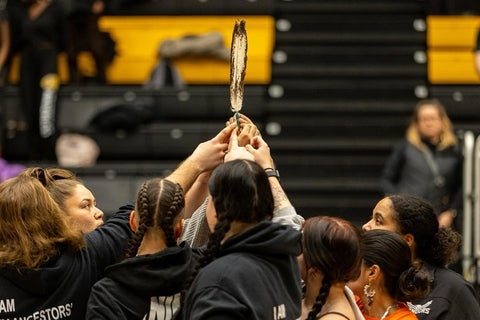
[[362, 229, 430, 301], [302, 216, 363, 320], [180, 159, 274, 303], [125, 178, 184, 258], [388, 194, 461, 266]]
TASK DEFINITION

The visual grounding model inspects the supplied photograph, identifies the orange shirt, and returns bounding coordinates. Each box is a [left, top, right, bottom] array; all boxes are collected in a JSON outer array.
[[355, 295, 418, 320]]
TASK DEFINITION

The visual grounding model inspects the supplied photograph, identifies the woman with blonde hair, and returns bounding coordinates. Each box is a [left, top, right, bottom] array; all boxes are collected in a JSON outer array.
[[380, 98, 462, 229]]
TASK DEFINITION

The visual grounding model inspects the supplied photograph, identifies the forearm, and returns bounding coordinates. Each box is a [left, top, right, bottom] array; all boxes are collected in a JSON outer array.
[[166, 156, 203, 194], [269, 176, 291, 211], [268, 174, 304, 230], [168, 123, 233, 191], [184, 172, 211, 219]]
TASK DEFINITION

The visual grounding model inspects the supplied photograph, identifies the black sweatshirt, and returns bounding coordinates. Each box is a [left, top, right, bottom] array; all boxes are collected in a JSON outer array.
[[182, 221, 302, 320], [0, 203, 133, 320]]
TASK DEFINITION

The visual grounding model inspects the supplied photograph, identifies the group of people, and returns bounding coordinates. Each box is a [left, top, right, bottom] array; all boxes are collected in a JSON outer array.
[[0, 101, 479, 320]]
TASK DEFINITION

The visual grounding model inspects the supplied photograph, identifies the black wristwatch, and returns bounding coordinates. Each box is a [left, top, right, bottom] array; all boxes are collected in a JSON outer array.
[[264, 168, 280, 181]]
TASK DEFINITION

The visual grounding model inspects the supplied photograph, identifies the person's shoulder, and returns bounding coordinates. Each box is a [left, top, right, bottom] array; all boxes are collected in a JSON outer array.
[[432, 266, 477, 296], [197, 252, 264, 285], [391, 140, 410, 152], [434, 266, 468, 283]]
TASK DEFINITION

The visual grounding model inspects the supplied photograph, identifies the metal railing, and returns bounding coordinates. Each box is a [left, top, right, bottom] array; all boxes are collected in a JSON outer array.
[[462, 130, 480, 286]]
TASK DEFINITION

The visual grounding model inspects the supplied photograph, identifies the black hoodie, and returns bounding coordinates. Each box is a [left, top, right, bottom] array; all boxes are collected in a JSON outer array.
[[182, 221, 302, 320], [86, 242, 194, 320], [0, 203, 133, 320]]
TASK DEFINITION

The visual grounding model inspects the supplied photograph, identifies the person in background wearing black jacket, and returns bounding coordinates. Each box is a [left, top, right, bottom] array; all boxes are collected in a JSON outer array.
[[380, 99, 462, 230], [7, 0, 65, 160], [0, 124, 236, 320], [63, 0, 109, 84], [363, 194, 480, 320], [0, 0, 9, 85]]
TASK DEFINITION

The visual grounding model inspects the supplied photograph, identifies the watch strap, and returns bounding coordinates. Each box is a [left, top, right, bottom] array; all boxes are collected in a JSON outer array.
[[264, 168, 280, 181]]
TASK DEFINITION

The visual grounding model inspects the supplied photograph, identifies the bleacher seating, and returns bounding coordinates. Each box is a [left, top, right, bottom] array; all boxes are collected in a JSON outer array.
[[98, 15, 274, 85], [263, 0, 426, 224], [7, 15, 275, 85], [1, 85, 266, 160], [427, 15, 480, 84]]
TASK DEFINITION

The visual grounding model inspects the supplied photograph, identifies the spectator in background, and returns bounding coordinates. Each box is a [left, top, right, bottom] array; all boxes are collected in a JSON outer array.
[[380, 99, 462, 229], [7, 0, 65, 160], [63, 0, 113, 84], [0, 0, 9, 86], [0, 1, 25, 181]]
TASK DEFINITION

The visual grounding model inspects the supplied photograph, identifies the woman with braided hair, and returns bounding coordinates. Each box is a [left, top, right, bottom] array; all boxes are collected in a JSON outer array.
[[178, 159, 302, 320], [86, 178, 190, 319], [300, 216, 364, 320]]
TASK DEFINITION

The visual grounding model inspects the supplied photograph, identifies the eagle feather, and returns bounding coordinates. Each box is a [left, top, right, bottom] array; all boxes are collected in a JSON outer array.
[[230, 20, 248, 113]]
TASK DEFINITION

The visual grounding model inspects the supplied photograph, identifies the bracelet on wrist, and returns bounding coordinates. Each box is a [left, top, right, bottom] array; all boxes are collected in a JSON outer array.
[[264, 168, 280, 181]]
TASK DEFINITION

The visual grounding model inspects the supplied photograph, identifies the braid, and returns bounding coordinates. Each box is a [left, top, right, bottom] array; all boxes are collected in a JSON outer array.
[[159, 183, 184, 247], [306, 277, 332, 320], [179, 215, 232, 304], [198, 215, 231, 269], [125, 183, 153, 258]]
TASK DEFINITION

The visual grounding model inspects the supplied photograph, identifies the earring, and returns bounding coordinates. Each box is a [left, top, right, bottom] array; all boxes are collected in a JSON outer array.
[[364, 283, 375, 306]]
